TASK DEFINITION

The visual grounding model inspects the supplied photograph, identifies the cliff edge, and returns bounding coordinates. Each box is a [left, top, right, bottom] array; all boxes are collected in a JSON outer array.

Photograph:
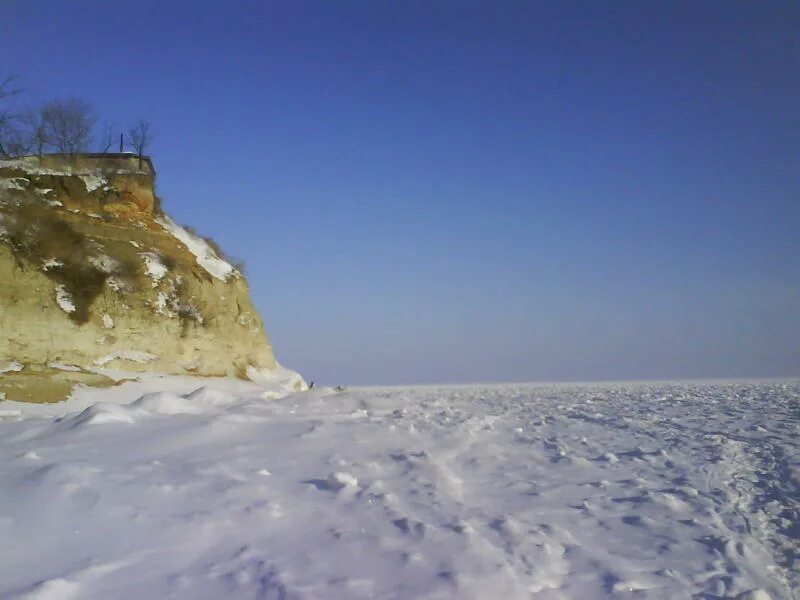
[[0, 154, 303, 402]]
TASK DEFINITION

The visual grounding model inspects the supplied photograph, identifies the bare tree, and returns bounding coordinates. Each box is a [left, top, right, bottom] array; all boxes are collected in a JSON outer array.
[[0, 76, 23, 156], [128, 119, 152, 168], [0, 128, 30, 157], [40, 98, 96, 154], [21, 109, 47, 156], [97, 122, 117, 153]]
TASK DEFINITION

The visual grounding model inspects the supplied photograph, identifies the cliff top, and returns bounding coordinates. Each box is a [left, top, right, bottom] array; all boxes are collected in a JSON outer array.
[[0, 153, 155, 177], [0, 155, 238, 296]]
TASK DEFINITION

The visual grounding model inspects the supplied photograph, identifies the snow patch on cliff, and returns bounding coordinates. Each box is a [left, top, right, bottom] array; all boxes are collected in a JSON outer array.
[[54, 285, 76, 314], [80, 174, 107, 193], [138, 252, 167, 284], [106, 276, 128, 292], [94, 350, 158, 366], [154, 291, 173, 316], [156, 214, 235, 281], [0, 177, 28, 191], [0, 361, 23, 374], [48, 362, 82, 372], [42, 258, 63, 271], [88, 254, 119, 274]]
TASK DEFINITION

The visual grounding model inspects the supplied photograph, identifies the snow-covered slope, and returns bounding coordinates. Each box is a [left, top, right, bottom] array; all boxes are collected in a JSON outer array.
[[0, 380, 797, 599], [156, 214, 236, 281]]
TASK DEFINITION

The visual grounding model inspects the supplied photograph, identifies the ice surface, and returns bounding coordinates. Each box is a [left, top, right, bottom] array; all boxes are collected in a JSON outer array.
[[0, 380, 796, 599]]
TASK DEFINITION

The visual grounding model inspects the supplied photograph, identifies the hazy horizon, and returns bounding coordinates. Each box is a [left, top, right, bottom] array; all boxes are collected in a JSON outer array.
[[3, 1, 798, 385], [348, 375, 800, 389]]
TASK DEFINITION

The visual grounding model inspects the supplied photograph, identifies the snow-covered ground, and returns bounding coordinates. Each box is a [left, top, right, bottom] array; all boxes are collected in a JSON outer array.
[[0, 379, 797, 599]]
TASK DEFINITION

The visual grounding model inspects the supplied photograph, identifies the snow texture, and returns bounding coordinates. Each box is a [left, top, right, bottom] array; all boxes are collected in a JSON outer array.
[[156, 214, 235, 281], [0, 380, 797, 599]]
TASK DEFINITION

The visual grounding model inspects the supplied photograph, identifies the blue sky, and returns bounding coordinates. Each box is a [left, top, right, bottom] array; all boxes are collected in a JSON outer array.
[[2, 1, 798, 384]]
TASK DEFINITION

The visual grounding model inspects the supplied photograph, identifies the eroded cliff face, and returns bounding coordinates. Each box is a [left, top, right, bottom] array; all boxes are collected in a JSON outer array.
[[0, 155, 295, 402]]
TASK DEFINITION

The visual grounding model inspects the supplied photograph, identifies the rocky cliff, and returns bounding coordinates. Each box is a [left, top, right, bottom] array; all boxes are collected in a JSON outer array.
[[0, 154, 301, 402]]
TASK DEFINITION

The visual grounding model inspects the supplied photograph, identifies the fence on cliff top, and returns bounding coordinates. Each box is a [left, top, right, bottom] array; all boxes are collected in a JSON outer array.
[[12, 153, 156, 176]]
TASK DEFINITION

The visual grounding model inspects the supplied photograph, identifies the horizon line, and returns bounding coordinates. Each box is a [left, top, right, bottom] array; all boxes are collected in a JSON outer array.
[[347, 375, 800, 389]]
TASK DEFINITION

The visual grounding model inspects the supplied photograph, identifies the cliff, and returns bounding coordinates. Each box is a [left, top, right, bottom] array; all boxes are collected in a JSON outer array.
[[0, 154, 302, 402]]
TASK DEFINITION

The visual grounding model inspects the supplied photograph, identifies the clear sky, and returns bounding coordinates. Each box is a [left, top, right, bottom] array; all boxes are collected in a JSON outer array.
[[2, 1, 798, 385]]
